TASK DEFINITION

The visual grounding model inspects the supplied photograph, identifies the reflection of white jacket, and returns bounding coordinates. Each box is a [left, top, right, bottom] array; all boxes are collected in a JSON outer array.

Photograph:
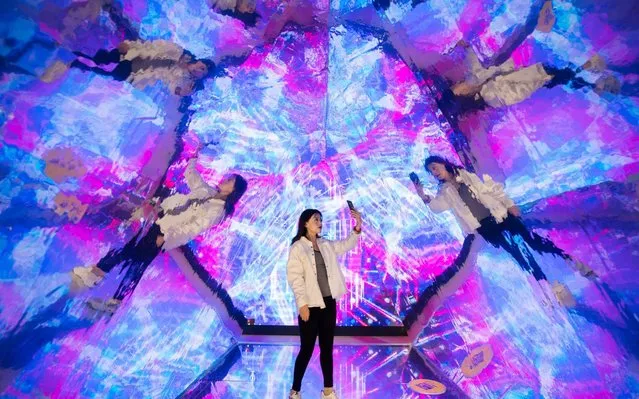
[[120, 40, 192, 94], [287, 233, 360, 310], [464, 47, 552, 108], [465, 47, 515, 87], [156, 159, 225, 250], [480, 63, 552, 107], [121, 40, 184, 62], [127, 65, 192, 95], [428, 170, 515, 234]]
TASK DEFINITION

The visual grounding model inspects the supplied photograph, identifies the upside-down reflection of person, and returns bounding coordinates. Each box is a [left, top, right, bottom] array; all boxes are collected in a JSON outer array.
[[412, 155, 598, 307], [71, 147, 247, 313], [44, 39, 213, 97], [448, 40, 620, 112]]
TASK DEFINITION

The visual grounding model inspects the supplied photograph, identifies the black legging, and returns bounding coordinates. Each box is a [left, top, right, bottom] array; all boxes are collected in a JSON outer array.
[[476, 215, 572, 281], [292, 296, 337, 392], [71, 48, 133, 81], [96, 223, 163, 300]]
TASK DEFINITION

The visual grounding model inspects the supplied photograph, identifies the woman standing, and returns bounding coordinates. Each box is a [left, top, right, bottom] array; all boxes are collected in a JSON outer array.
[[71, 151, 247, 313], [413, 155, 596, 302], [287, 207, 362, 399]]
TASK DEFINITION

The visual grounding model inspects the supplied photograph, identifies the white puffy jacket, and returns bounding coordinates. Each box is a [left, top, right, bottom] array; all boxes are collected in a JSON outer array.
[[287, 232, 360, 310], [156, 159, 225, 250], [428, 170, 515, 234]]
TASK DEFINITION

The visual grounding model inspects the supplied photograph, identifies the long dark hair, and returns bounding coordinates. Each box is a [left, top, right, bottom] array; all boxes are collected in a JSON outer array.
[[190, 59, 216, 93], [223, 174, 248, 217], [424, 155, 463, 183], [291, 209, 322, 245], [197, 59, 216, 79]]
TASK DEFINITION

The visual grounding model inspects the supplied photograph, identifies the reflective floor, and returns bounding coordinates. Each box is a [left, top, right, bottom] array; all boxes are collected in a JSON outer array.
[[2, 0, 639, 398], [194, 344, 468, 399]]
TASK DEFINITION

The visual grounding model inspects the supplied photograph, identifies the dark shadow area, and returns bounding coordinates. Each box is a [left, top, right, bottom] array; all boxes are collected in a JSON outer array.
[[0, 291, 95, 393], [176, 344, 241, 399]]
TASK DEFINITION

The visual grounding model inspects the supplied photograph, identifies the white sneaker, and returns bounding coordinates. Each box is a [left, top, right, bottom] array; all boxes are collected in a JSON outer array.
[[288, 390, 302, 399], [87, 298, 121, 314], [72, 266, 104, 288], [582, 54, 607, 73], [320, 390, 338, 399]]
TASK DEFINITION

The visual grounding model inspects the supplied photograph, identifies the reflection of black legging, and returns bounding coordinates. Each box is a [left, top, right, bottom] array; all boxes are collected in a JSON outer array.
[[292, 296, 336, 391], [71, 49, 132, 81], [217, 8, 259, 27], [476, 215, 571, 281], [96, 223, 163, 300], [543, 65, 594, 90], [1, 34, 56, 77]]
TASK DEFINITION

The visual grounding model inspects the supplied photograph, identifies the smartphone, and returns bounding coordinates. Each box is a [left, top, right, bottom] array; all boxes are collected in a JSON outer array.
[[347, 200, 355, 211], [409, 172, 420, 184]]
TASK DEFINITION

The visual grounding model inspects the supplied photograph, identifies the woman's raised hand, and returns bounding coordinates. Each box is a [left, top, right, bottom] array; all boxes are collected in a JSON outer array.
[[350, 209, 362, 231], [414, 181, 432, 203]]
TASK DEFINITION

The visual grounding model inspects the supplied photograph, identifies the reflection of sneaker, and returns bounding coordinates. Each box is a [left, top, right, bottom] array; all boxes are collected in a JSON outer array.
[[535, 279, 559, 309], [552, 282, 576, 308], [573, 260, 599, 280], [69, 273, 91, 295], [288, 390, 301, 399], [595, 75, 621, 95], [321, 390, 338, 399], [237, 0, 256, 13], [211, 0, 237, 11], [581, 54, 607, 73], [40, 60, 70, 83], [583, 270, 599, 280], [72, 266, 103, 288], [87, 298, 121, 314], [536, 1, 556, 33]]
